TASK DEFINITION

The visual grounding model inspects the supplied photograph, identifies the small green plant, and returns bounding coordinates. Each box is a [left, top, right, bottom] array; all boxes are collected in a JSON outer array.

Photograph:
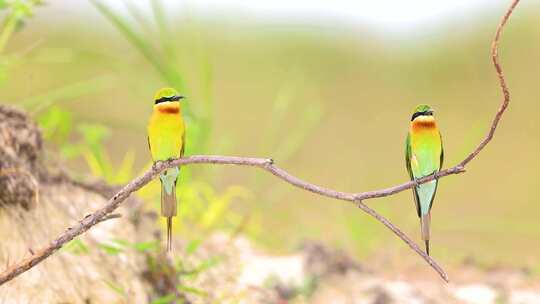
[[38, 113, 137, 184], [0, 0, 43, 55], [150, 294, 176, 304], [177, 285, 208, 298], [37, 105, 72, 143], [103, 279, 128, 299], [62, 238, 90, 255]]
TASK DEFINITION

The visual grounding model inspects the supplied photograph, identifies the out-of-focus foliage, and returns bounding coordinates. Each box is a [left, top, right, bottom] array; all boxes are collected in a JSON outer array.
[[0, 0, 43, 84]]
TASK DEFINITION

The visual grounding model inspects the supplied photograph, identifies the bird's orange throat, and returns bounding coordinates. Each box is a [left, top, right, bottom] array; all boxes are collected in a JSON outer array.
[[411, 116, 437, 132], [155, 102, 181, 114]]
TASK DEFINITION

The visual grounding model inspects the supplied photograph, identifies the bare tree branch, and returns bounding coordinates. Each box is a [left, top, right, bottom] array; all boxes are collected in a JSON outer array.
[[0, 0, 520, 286]]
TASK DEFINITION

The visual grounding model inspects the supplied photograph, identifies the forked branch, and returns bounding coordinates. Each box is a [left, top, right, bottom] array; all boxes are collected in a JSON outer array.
[[0, 0, 520, 286]]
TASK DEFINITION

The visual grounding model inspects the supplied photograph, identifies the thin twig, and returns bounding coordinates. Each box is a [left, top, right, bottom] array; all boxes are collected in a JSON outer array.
[[0, 0, 520, 286]]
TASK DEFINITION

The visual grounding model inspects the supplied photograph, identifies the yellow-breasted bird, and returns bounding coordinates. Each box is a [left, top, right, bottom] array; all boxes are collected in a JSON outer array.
[[147, 87, 186, 251], [405, 104, 443, 256]]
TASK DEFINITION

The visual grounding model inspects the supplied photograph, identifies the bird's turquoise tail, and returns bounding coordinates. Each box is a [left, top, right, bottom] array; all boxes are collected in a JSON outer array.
[[159, 167, 179, 251], [421, 213, 431, 255], [416, 179, 437, 256]]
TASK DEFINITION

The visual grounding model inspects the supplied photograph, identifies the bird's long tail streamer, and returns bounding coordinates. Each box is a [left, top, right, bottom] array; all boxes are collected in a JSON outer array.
[[160, 171, 178, 251], [167, 217, 173, 251], [421, 213, 431, 255]]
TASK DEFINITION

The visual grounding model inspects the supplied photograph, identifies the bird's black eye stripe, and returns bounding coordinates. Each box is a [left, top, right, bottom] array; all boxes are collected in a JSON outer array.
[[411, 111, 433, 121], [155, 95, 184, 104]]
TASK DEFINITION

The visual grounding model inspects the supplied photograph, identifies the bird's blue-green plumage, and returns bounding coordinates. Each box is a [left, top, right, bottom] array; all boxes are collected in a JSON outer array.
[[405, 104, 443, 255], [147, 87, 186, 251]]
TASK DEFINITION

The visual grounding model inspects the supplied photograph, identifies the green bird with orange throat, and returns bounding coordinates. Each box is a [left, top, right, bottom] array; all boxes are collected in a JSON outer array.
[[405, 104, 443, 256], [147, 88, 186, 251]]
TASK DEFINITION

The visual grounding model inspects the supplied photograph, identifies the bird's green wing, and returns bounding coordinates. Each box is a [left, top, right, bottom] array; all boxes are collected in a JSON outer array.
[[180, 130, 185, 157], [439, 131, 444, 169], [405, 133, 422, 217], [147, 136, 152, 160], [405, 133, 413, 180]]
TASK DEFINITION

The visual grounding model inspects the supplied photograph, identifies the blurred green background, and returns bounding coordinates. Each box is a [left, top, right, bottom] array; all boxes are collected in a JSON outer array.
[[2, 0, 539, 273]]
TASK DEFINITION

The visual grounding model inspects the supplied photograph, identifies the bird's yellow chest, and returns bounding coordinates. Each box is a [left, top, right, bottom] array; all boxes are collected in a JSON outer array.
[[410, 116, 440, 146], [409, 116, 442, 175], [410, 124, 440, 147], [147, 103, 185, 161]]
